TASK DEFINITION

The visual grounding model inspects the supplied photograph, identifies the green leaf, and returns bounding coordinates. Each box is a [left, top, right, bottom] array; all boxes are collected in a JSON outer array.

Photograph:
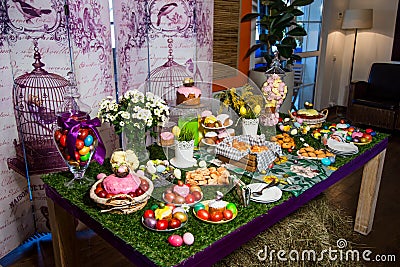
[[287, 26, 307, 36], [291, 8, 304, 16], [291, 0, 314, 7], [244, 43, 264, 59], [277, 45, 293, 59], [281, 36, 297, 48], [271, 13, 294, 29], [241, 13, 261, 22]]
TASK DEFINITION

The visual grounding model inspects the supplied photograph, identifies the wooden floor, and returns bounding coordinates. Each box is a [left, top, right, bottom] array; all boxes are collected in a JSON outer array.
[[4, 109, 400, 267]]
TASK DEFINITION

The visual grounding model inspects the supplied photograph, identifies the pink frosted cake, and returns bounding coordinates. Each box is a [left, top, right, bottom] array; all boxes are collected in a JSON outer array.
[[176, 78, 201, 106], [160, 132, 174, 146], [102, 173, 141, 194]]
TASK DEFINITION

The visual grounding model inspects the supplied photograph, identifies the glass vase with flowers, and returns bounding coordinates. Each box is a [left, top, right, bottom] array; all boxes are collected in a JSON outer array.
[[98, 90, 170, 163]]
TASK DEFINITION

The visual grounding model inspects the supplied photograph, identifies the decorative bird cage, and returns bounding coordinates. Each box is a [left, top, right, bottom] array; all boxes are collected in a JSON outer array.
[[8, 45, 69, 175], [146, 58, 191, 106]]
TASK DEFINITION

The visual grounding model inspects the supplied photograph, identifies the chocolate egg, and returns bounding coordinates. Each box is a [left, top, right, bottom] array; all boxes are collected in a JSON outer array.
[[144, 217, 157, 229], [164, 192, 176, 203], [194, 203, 205, 213], [192, 191, 202, 201], [173, 212, 188, 223], [84, 135, 94, 146], [189, 185, 202, 193], [173, 195, 185, 204], [79, 146, 90, 155], [80, 153, 90, 162], [76, 139, 85, 150], [321, 158, 331, 166], [183, 232, 194, 245], [168, 235, 183, 247], [78, 129, 89, 140], [156, 165, 166, 173]]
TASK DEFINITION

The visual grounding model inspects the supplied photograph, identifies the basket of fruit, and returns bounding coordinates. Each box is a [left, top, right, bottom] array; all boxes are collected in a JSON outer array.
[[90, 172, 154, 214]]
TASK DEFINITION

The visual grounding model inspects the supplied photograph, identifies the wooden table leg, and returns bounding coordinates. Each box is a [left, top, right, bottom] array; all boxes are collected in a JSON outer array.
[[47, 198, 78, 267], [354, 149, 386, 235]]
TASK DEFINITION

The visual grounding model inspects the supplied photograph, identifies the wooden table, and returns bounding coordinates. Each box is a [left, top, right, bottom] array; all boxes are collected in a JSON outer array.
[[44, 137, 388, 267]]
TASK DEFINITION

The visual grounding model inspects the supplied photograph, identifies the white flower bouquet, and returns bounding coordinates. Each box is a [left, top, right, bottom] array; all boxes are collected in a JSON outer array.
[[97, 89, 170, 136]]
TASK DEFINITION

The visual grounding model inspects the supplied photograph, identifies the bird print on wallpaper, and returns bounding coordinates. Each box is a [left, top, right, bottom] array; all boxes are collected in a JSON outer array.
[[12, 0, 52, 23], [185, 59, 203, 82], [156, 3, 178, 26]]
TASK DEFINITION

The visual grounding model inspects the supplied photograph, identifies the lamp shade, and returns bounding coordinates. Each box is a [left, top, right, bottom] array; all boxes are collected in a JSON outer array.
[[342, 9, 373, 29]]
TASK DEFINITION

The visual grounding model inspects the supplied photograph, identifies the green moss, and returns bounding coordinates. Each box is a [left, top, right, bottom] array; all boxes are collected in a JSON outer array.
[[42, 130, 389, 267]]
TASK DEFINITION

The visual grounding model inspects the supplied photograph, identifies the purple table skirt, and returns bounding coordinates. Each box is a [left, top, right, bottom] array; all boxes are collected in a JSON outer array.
[[45, 137, 388, 267]]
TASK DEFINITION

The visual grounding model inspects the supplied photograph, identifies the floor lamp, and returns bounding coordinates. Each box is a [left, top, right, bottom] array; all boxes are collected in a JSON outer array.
[[342, 9, 373, 83]]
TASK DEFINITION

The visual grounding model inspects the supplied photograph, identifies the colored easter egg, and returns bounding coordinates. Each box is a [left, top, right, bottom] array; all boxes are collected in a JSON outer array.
[[60, 135, 67, 147], [321, 158, 331, 166], [329, 156, 336, 164], [78, 129, 89, 140], [365, 128, 373, 134], [193, 203, 205, 213], [226, 203, 238, 215], [80, 153, 90, 161], [84, 135, 94, 146], [156, 164, 166, 173], [76, 139, 85, 150], [370, 131, 377, 137], [79, 146, 90, 155], [168, 235, 183, 247], [346, 136, 353, 142], [183, 232, 194, 245], [294, 122, 301, 128]]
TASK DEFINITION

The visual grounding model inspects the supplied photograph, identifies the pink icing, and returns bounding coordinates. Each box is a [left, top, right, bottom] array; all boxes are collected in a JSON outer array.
[[103, 173, 141, 194], [160, 132, 174, 140], [177, 86, 201, 98], [173, 184, 190, 197]]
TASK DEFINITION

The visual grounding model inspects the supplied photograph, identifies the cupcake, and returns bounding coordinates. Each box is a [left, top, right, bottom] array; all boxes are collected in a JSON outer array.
[[208, 199, 228, 214], [160, 132, 174, 146]]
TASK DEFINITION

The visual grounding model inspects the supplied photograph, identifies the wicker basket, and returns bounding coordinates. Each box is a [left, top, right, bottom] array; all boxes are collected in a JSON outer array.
[[290, 109, 328, 128], [90, 176, 154, 214]]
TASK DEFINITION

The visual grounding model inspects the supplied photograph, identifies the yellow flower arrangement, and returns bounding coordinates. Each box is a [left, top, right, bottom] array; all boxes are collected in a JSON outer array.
[[215, 84, 264, 119]]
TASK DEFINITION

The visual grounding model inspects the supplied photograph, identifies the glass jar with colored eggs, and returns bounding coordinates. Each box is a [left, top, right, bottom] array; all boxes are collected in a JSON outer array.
[[54, 111, 98, 185]]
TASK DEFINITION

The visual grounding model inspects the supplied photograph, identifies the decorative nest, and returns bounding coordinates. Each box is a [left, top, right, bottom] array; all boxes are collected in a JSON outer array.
[[89, 176, 154, 214], [290, 109, 328, 128]]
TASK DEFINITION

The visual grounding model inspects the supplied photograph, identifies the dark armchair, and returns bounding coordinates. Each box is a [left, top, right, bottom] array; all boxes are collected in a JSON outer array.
[[347, 63, 400, 130]]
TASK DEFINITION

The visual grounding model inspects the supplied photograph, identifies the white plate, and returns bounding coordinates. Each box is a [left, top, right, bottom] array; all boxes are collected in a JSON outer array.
[[202, 119, 233, 130], [170, 157, 197, 168], [247, 183, 282, 204], [327, 138, 359, 153]]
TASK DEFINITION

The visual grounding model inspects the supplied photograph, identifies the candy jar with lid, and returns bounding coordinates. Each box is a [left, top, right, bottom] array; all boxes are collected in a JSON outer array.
[[53, 72, 105, 187], [260, 51, 288, 132]]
